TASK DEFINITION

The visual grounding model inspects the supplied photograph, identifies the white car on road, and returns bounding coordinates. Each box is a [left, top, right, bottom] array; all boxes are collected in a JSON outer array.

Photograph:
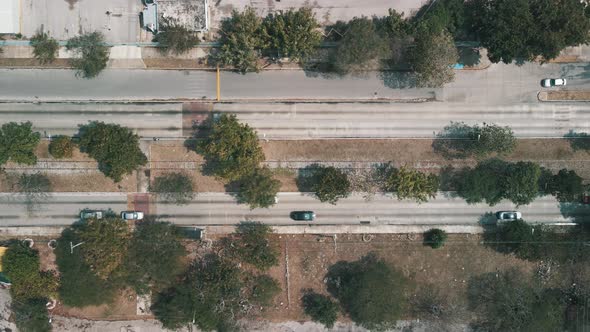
[[541, 78, 566, 87], [121, 211, 144, 220]]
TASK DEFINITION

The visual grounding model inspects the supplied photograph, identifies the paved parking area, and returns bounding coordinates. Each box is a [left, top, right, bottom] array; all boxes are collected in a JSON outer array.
[[210, 0, 429, 30], [21, 0, 142, 42]]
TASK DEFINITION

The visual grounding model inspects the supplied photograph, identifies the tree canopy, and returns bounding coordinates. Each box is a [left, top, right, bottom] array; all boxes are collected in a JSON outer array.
[[547, 168, 584, 202], [75, 217, 131, 279], [66, 31, 110, 78], [434, 122, 516, 158], [457, 159, 540, 206], [152, 253, 243, 331], [2, 242, 58, 301], [12, 298, 52, 332], [154, 24, 200, 55], [0, 121, 41, 166], [55, 228, 119, 307], [326, 253, 409, 330], [249, 274, 281, 307], [215, 8, 265, 73], [125, 221, 186, 293], [385, 166, 439, 203], [151, 172, 195, 205], [229, 222, 278, 270], [197, 114, 264, 181], [310, 166, 351, 204], [237, 167, 281, 209], [302, 291, 339, 328], [30, 30, 59, 64], [49, 135, 74, 159], [468, 269, 565, 331], [467, 0, 590, 63], [409, 27, 459, 87], [331, 17, 389, 74], [423, 228, 448, 249], [261, 8, 322, 61], [78, 121, 147, 182]]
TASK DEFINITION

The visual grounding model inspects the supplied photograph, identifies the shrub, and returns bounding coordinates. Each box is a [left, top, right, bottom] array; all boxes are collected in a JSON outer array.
[[49, 135, 74, 159], [0, 121, 41, 166], [302, 291, 339, 328], [12, 298, 51, 332], [30, 30, 59, 64], [230, 222, 278, 270], [66, 31, 109, 78], [154, 24, 200, 55], [249, 274, 281, 306], [424, 228, 448, 249]]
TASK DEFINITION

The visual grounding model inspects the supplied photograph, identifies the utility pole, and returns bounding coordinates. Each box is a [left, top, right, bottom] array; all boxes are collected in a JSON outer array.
[[70, 241, 85, 254]]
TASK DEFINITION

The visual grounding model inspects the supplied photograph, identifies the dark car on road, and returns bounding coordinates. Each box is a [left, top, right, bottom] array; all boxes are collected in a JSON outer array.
[[290, 211, 316, 221]]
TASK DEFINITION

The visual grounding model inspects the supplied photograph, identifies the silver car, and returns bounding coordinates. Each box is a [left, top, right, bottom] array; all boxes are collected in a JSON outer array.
[[121, 211, 144, 220]]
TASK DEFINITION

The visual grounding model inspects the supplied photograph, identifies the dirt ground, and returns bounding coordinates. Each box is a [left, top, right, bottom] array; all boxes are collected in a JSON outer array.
[[229, 233, 537, 323], [543, 90, 590, 101]]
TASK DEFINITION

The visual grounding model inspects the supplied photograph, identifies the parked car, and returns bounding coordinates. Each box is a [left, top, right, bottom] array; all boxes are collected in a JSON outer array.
[[541, 78, 566, 87], [80, 210, 104, 220], [495, 211, 522, 221], [290, 211, 316, 221], [121, 211, 144, 220]]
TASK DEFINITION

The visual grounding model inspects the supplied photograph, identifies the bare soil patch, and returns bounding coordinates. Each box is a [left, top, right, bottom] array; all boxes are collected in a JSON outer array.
[[259, 233, 537, 322], [542, 90, 590, 101], [53, 288, 139, 320], [0, 59, 71, 68]]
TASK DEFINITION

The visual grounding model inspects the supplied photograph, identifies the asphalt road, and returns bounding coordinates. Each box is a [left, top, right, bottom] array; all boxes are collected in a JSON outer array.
[[0, 192, 583, 227], [2, 101, 589, 139], [1, 62, 589, 104]]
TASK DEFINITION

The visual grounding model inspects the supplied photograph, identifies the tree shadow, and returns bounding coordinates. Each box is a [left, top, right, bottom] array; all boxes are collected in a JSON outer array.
[[432, 121, 476, 159], [458, 47, 481, 67], [295, 164, 320, 193], [559, 201, 590, 226], [564, 130, 590, 152], [378, 70, 417, 89], [439, 165, 464, 192]]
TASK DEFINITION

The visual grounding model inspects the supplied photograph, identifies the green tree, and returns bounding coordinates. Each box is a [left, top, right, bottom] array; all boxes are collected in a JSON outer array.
[[66, 31, 110, 78], [249, 274, 281, 306], [326, 253, 409, 330], [2, 242, 58, 301], [49, 135, 74, 159], [409, 28, 459, 87], [125, 221, 186, 293], [230, 222, 278, 270], [311, 166, 351, 204], [154, 24, 200, 55], [471, 122, 516, 157], [237, 167, 281, 209], [151, 172, 195, 205], [433, 122, 516, 159], [467, 0, 590, 63], [302, 291, 339, 328], [331, 17, 389, 74], [78, 122, 147, 182], [152, 254, 243, 331], [12, 298, 52, 332], [423, 228, 448, 249], [215, 8, 265, 73], [55, 228, 117, 307], [197, 114, 264, 181], [30, 30, 59, 64], [75, 217, 131, 279], [547, 169, 584, 202], [261, 8, 322, 61], [457, 159, 540, 206], [0, 121, 41, 166], [468, 269, 565, 331], [457, 159, 507, 205], [504, 161, 541, 206], [385, 166, 439, 203]]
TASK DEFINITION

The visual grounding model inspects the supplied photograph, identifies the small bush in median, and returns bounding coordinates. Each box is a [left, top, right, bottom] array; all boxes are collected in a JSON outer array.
[[423, 228, 448, 249], [49, 135, 74, 159]]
